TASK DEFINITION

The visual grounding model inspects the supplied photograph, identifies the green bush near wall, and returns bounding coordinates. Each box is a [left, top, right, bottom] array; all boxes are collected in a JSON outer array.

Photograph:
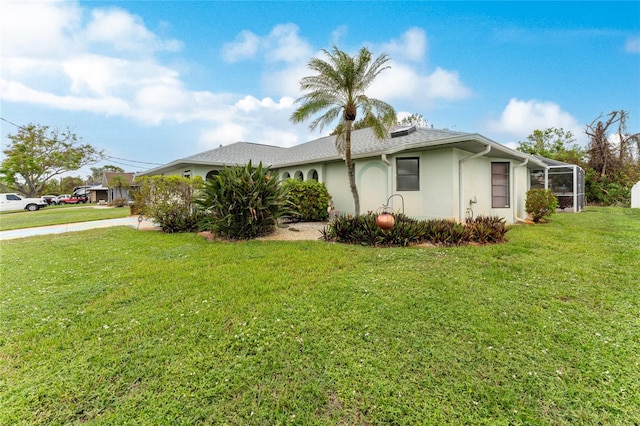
[[133, 175, 204, 233], [282, 178, 331, 222], [525, 188, 558, 223]]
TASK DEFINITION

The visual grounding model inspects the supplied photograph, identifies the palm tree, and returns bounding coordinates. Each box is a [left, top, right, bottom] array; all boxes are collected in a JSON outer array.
[[290, 45, 396, 216], [110, 175, 130, 207]]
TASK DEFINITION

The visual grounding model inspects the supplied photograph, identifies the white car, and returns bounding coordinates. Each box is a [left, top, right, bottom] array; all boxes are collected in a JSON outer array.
[[0, 193, 48, 212]]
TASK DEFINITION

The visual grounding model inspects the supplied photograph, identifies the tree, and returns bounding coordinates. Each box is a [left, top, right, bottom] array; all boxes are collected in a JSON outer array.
[[88, 165, 124, 185], [584, 111, 640, 206], [110, 175, 130, 201], [586, 110, 640, 177], [398, 113, 429, 128], [290, 45, 396, 216], [60, 176, 85, 194], [516, 128, 586, 165], [1, 123, 103, 197]]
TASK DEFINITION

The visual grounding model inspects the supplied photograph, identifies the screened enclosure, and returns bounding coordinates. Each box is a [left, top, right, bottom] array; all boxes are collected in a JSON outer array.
[[530, 157, 585, 213]]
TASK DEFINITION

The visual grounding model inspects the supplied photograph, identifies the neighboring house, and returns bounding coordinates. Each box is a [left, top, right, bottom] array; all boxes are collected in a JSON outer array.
[[140, 126, 575, 224], [103, 172, 137, 204], [632, 181, 640, 208], [87, 185, 108, 204]]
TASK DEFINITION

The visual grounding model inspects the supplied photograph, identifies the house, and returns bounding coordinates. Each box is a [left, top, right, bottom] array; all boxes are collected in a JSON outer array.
[[103, 172, 137, 204], [140, 126, 575, 224]]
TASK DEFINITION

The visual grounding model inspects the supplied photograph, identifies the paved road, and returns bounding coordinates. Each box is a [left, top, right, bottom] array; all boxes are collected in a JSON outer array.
[[0, 216, 159, 241]]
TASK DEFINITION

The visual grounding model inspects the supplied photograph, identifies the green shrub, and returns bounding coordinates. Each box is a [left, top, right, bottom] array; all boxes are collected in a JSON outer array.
[[321, 213, 508, 247], [133, 175, 204, 233], [197, 161, 286, 240], [585, 169, 631, 206], [282, 178, 331, 221], [525, 188, 558, 223], [112, 197, 128, 208]]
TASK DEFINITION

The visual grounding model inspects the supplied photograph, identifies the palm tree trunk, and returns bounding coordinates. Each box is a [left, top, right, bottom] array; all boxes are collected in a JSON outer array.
[[344, 120, 360, 216]]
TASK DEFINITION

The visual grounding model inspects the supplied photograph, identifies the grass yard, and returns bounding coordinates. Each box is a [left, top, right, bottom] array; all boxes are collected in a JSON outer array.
[[1, 207, 638, 424], [0, 205, 130, 231]]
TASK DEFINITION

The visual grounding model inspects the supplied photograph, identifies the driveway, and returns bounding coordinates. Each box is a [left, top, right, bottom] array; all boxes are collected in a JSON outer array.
[[0, 216, 159, 241]]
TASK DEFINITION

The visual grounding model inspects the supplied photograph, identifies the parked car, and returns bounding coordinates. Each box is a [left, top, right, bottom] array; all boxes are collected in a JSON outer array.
[[0, 193, 48, 212], [57, 194, 88, 204], [41, 195, 59, 205]]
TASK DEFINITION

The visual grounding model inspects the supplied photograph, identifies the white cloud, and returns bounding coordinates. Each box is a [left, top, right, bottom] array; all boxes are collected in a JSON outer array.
[[83, 8, 181, 55], [625, 36, 640, 53], [372, 29, 471, 105], [1, 1, 471, 150], [370, 63, 471, 105], [222, 30, 261, 63], [380, 27, 427, 62], [235, 95, 295, 112], [331, 25, 348, 45], [63, 55, 181, 96], [199, 123, 248, 148], [223, 23, 312, 64], [487, 98, 584, 143], [195, 94, 309, 150], [262, 62, 310, 98], [267, 24, 313, 63], [0, 0, 82, 57]]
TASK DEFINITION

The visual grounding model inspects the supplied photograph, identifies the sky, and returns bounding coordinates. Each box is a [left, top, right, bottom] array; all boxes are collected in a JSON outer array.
[[1, 0, 639, 177]]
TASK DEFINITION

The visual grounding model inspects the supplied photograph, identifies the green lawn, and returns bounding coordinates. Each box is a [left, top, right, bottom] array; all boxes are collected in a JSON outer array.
[[0, 205, 130, 231], [1, 207, 638, 424]]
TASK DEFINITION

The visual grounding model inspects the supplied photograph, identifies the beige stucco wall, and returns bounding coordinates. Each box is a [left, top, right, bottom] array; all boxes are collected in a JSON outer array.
[[147, 149, 532, 224], [358, 161, 390, 214], [323, 161, 352, 214], [459, 154, 530, 223]]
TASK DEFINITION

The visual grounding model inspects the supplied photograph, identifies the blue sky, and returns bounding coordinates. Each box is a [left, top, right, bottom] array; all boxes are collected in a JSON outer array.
[[1, 1, 639, 176]]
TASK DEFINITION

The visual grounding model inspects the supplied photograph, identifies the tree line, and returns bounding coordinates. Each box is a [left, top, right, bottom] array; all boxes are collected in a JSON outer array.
[[517, 110, 640, 206]]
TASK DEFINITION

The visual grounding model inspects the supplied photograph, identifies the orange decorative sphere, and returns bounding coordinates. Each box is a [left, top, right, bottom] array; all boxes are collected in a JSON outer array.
[[376, 213, 395, 230]]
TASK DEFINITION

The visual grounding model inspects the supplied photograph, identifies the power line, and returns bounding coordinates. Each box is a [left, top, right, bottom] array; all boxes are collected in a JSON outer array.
[[0, 117, 22, 128], [104, 155, 163, 166], [1, 116, 165, 167]]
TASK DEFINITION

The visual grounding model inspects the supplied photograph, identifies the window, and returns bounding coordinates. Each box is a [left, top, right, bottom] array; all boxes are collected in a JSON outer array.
[[282, 172, 290, 180], [206, 170, 220, 180], [182, 170, 192, 179], [396, 158, 419, 191], [294, 170, 304, 181], [491, 162, 510, 208], [308, 169, 318, 181]]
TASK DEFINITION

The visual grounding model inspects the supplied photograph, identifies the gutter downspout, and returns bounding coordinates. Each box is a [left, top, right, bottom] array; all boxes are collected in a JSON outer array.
[[514, 159, 529, 223], [459, 145, 491, 222], [381, 154, 393, 209]]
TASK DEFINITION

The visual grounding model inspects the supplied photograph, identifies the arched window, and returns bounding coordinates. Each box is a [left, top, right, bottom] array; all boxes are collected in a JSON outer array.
[[206, 170, 220, 181], [294, 170, 304, 181], [308, 169, 318, 181], [282, 171, 291, 180]]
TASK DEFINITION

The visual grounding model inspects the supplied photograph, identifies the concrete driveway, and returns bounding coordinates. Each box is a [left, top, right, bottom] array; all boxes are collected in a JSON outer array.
[[0, 216, 159, 241]]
